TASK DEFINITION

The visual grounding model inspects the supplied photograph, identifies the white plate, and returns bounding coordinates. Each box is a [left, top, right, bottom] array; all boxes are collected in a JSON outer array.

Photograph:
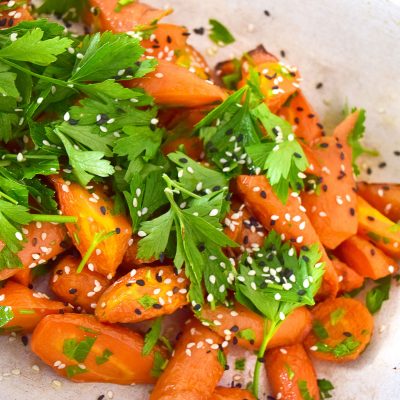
[[2, 1, 400, 399]]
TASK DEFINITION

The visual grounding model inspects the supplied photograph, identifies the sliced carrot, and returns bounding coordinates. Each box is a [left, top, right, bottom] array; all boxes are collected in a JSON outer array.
[[162, 136, 204, 161], [31, 313, 161, 384], [301, 136, 358, 249], [86, 0, 171, 32], [199, 303, 312, 351], [0, 2, 32, 29], [332, 110, 360, 152], [236, 175, 338, 299], [278, 91, 324, 142], [127, 59, 227, 107], [246, 45, 278, 65], [96, 266, 188, 324], [211, 387, 256, 400], [357, 182, 400, 223], [51, 176, 132, 278], [0, 221, 70, 283], [0, 281, 70, 334], [357, 195, 400, 258], [50, 255, 111, 313], [331, 257, 364, 294], [304, 297, 373, 362], [265, 344, 320, 400], [335, 235, 398, 279], [121, 235, 156, 269], [150, 319, 225, 400]]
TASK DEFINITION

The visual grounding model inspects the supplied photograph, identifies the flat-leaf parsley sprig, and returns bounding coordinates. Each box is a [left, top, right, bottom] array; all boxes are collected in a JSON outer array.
[[235, 230, 324, 397]]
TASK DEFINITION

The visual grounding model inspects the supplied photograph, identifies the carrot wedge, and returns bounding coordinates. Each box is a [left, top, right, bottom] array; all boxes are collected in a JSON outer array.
[[211, 387, 256, 400], [127, 60, 227, 107], [331, 257, 364, 294], [0, 281, 70, 334], [357, 195, 400, 258], [236, 175, 338, 298], [51, 176, 132, 278], [31, 313, 161, 384], [332, 110, 360, 151], [86, 0, 171, 32], [0, 1, 32, 29], [150, 319, 225, 400], [301, 135, 358, 249], [304, 297, 373, 362], [50, 255, 110, 313], [335, 235, 398, 279], [265, 344, 320, 400], [199, 303, 312, 351], [0, 221, 70, 283], [357, 182, 400, 223], [96, 266, 189, 324]]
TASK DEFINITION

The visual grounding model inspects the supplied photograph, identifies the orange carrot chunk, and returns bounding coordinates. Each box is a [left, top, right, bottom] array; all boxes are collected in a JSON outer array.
[[304, 297, 373, 362], [31, 313, 161, 384], [331, 257, 364, 294], [0, 1, 32, 29], [150, 319, 225, 400], [357, 182, 400, 223], [211, 387, 256, 400], [199, 303, 312, 351], [0, 281, 70, 334], [301, 135, 358, 249], [335, 235, 398, 280], [357, 195, 400, 258], [51, 176, 132, 278], [265, 344, 320, 400], [96, 266, 189, 324], [50, 255, 110, 313], [236, 175, 338, 299]]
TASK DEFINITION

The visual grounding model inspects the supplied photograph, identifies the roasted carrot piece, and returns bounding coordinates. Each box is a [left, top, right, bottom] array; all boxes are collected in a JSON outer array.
[[31, 313, 161, 384], [331, 257, 364, 294], [121, 235, 156, 269], [211, 387, 256, 400], [301, 135, 358, 249], [265, 344, 320, 400], [236, 175, 338, 298], [127, 59, 227, 107], [332, 110, 360, 151], [0, 221, 70, 283], [86, 0, 171, 32], [96, 266, 189, 324], [0, 1, 32, 29], [199, 303, 312, 351], [357, 182, 400, 223], [357, 195, 400, 258], [0, 281, 70, 334], [278, 91, 324, 142], [162, 136, 204, 161], [50, 255, 111, 313], [51, 176, 132, 278], [150, 319, 225, 400], [335, 235, 398, 279], [304, 297, 373, 363]]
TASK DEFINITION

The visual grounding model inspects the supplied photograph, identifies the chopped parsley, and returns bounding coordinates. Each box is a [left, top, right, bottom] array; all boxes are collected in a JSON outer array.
[[315, 336, 361, 358], [366, 276, 391, 314], [237, 328, 256, 342], [318, 378, 334, 399], [151, 351, 168, 378], [95, 349, 113, 365], [142, 317, 163, 356], [0, 306, 13, 328], [234, 358, 246, 371], [63, 336, 96, 363], [138, 295, 159, 310], [298, 380, 315, 400], [208, 19, 235, 46], [329, 308, 345, 326]]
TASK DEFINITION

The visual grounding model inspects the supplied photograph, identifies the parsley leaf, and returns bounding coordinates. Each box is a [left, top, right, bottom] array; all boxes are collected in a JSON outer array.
[[143, 317, 163, 356], [95, 348, 113, 365], [234, 358, 246, 371], [65, 365, 87, 378], [209, 19, 235, 46], [151, 351, 168, 378], [366, 275, 391, 314], [37, 0, 89, 22], [0, 306, 14, 328], [318, 378, 334, 399], [298, 380, 315, 400], [63, 336, 97, 363], [115, 0, 135, 12]]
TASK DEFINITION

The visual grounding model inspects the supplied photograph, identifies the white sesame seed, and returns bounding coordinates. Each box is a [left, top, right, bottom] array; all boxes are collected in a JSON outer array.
[[137, 230, 147, 237], [209, 209, 219, 217], [63, 112, 70, 122], [15, 232, 23, 241], [388, 265, 395, 273]]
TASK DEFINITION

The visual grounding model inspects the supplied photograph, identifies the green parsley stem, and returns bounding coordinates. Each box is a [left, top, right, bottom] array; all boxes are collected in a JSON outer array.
[[252, 318, 279, 398], [2, 154, 58, 160], [162, 174, 201, 199], [0, 190, 18, 204], [30, 214, 77, 224]]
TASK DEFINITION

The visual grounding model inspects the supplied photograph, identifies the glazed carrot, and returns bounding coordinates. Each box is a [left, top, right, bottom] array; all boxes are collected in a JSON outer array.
[[304, 297, 373, 362], [86, 0, 171, 32], [162, 136, 204, 161], [236, 175, 338, 298], [50, 255, 110, 313], [150, 319, 225, 400], [278, 91, 324, 142], [31, 313, 161, 384], [246, 44, 278, 65], [332, 110, 360, 150], [331, 257, 364, 294], [51, 176, 132, 278], [0, 221, 70, 283], [127, 59, 227, 107], [265, 344, 320, 400], [357, 182, 400, 223], [0, 281, 69, 334], [199, 303, 312, 351], [121, 235, 156, 269], [96, 266, 189, 324], [335, 235, 398, 279], [301, 135, 358, 249], [357, 195, 400, 258], [211, 387, 256, 400], [0, 1, 32, 29]]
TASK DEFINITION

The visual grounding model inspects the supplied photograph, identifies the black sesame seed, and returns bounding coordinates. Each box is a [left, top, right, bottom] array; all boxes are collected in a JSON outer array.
[[97, 396, 105, 400], [260, 191, 267, 199], [367, 216, 375, 221], [232, 336, 238, 345], [32, 238, 38, 246], [343, 331, 352, 337], [308, 113, 315, 118], [257, 357, 265, 363], [297, 289, 306, 296], [280, 50, 286, 58], [56, 269, 63, 275], [159, 252, 165, 263], [197, 243, 206, 252], [8, 18, 14, 27], [320, 142, 329, 148], [179, 157, 188, 164], [193, 27, 205, 35], [301, 245, 310, 252], [69, 288, 77, 294], [134, 308, 142, 315], [136, 279, 145, 286], [0, 18, 7, 27], [370, 248, 376, 256], [302, 255, 310, 262], [182, 31, 191, 36], [172, 286, 179, 294], [225, 128, 233, 136], [294, 117, 300, 124], [366, 167, 372, 175], [296, 106, 304, 112], [340, 152, 345, 160], [68, 119, 79, 126], [316, 82, 323, 89], [115, 227, 121, 234], [166, 35, 172, 43], [100, 206, 106, 215], [264, 10, 270, 16], [293, 152, 302, 159], [156, 274, 162, 283], [126, 283, 132, 287], [336, 143, 343, 149], [378, 162, 387, 169], [350, 207, 355, 216], [193, 304, 201, 311], [394, 151, 400, 156], [230, 325, 239, 333], [243, 235, 249, 245], [21, 335, 28, 346], [152, 303, 162, 309]]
